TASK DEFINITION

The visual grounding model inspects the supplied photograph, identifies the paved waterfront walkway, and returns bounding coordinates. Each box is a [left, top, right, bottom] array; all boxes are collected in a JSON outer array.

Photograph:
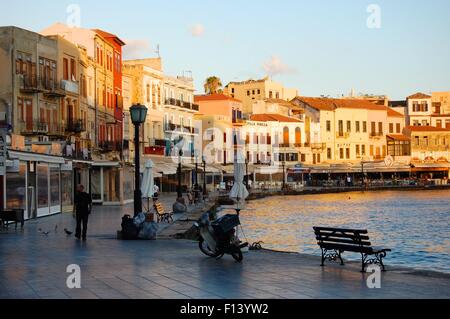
[[0, 200, 449, 299]]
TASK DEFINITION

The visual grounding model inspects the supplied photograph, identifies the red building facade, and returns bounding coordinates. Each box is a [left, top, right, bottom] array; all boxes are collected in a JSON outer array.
[[94, 29, 125, 155]]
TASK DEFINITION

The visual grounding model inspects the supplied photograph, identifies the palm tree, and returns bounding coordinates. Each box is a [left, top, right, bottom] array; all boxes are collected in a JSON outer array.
[[203, 76, 223, 95]]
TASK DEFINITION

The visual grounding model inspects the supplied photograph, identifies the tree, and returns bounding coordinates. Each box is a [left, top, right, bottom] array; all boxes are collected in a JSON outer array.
[[203, 76, 223, 95]]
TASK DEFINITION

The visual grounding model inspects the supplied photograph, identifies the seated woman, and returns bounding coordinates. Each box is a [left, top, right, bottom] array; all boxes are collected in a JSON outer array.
[[173, 197, 187, 214]]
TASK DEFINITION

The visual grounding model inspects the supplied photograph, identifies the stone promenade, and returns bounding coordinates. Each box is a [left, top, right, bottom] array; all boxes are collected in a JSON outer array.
[[0, 198, 449, 299]]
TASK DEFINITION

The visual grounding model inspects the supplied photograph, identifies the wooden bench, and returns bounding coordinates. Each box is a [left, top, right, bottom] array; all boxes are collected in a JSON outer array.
[[0, 209, 25, 229], [154, 202, 173, 223], [313, 226, 391, 272]]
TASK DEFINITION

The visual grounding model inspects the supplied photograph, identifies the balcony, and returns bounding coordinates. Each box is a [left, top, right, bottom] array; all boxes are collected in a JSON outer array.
[[165, 123, 197, 134], [336, 132, 350, 138], [66, 119, 86, 133], [164, 98, 199, 112], [19, 75, 43, 93], [370, 132, 384, 138], [18, 120, 53, 135], [60, 79, 79, 95], [63, 147, 92, 161], [42, 78, 66, 97], [311, 143, 326, 150]]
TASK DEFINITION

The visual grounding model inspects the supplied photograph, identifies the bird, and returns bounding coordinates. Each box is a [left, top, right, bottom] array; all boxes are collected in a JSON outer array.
[[54, 224, 58, 232], [64, 228, 73, 236], [38, 228, 42, 233], [42, 231, 50, 236]]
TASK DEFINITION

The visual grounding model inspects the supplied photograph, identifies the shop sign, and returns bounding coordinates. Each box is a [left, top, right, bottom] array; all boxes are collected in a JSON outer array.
[[0, 129, 6, 175], [61, 161, 73, 171]]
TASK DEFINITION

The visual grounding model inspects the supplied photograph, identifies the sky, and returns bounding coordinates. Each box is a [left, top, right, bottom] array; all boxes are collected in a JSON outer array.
[[1, 0, 450, 100]]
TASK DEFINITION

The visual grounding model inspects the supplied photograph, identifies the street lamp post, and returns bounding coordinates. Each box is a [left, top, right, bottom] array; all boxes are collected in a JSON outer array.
[[129, 104, 148, 217], [282, 161, 286, 190], [195, 155, 199, 189], [202, 155, 207, 197], [245, 157, 249, 188], [177, 149, 183, 198]]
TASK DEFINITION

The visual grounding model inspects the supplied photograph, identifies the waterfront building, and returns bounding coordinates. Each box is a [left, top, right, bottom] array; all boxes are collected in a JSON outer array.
[[291, 97, 407, 164], [404, 125, 450, 179], [0, 26, 69, 218], [432, 92, 450, 115], [223, 76, 298, 118], [407, 92, 450, 129], [41, 23, 128, 205]]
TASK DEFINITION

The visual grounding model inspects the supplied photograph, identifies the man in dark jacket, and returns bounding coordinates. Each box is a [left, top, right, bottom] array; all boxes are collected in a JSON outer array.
[[73, 184, 92, 240]]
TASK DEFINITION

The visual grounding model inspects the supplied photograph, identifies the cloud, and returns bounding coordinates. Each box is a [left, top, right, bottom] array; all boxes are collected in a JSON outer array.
[[122, 39, 153, 60], [189, 24, 205, 37], [262, 55, 297, 77]]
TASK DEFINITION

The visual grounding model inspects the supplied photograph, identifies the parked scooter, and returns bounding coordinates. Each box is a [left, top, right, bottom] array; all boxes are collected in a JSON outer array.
[[194, 212, 248, 262]]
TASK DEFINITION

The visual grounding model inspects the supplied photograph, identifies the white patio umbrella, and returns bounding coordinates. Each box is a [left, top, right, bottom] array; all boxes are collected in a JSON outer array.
[[229, 150, 249, 209], [141, 159, 155, 211]]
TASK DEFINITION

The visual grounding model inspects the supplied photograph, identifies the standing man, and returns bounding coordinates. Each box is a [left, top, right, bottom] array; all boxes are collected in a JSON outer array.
[[73, 184, 92, 241]]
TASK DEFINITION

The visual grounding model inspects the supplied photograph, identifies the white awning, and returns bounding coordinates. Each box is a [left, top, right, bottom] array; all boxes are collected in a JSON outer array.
[[92, 161, 121, 167], [8, 150, 65, 164]]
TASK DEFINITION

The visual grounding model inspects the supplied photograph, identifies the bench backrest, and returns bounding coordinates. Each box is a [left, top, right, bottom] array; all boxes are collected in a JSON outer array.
[[154, 202, 165, 215], [313, 226, 371, 250]]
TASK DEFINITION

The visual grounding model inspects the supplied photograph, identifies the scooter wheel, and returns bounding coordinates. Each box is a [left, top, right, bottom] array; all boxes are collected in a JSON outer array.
[[199, 238, 220, 258], [231, 249, 243, 262]]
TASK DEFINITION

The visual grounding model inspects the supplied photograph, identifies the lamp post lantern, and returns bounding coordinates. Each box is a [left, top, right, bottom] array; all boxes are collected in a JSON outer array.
[[130, 103, 148, 217], [281, 161, 286, 190], [202, 155, 207, 197], [177, 149, 183, 198]]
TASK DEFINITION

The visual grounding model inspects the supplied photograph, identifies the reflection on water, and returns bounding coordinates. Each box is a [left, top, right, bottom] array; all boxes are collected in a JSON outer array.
[[220, 190, 450, 273]]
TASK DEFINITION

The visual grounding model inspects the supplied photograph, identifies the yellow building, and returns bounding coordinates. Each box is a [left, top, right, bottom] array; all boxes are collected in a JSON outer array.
[[432, 92, 450, 115], [223, 76, 298, 117], [291, 97, 407, 164], [404, 125, 450, 179]]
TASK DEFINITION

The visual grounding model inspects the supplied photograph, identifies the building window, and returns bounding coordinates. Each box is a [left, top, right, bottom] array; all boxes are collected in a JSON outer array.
[[327, 148, 332, 160], [356, 145, 360, 156], [356, 121, 360, 133], [338, 120, 343, 136], [269, 91, 273, 98], [339, 148, 344, 159], [436, 120, 442, 128], [257, 89, 261, 94], [63, 58, 69, 80], [371, 122, 376, 135], [370, 145, 374, 156], [346, 121, 351, 132], [363, 121, 367, 133], [346, 148, 350, 159], [396, 123, 401, 133], [301, 154, 306, 162], [362, 145, 366, 156], [326, 120, 331, 132], [70, 58, 76, 80], [389, 123, 394, 134], [378, 122, 383, 135], [247, 90, 250, 96]]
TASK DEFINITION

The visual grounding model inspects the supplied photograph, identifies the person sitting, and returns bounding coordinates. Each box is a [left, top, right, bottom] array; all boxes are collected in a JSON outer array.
[[173, 197, 187, 214]]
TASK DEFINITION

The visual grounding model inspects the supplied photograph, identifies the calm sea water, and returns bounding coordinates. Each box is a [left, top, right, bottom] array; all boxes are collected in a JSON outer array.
[[221, 190, 450, 273]]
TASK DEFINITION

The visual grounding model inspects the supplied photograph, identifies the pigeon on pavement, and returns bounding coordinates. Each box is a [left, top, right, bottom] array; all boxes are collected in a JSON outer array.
[[64, 228, 73, 236]]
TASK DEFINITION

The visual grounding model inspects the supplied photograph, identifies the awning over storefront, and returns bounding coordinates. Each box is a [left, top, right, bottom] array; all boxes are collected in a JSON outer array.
[[8, 150, 65, 164], [92, 161, 120, 167], [411, 162, 450, 171]]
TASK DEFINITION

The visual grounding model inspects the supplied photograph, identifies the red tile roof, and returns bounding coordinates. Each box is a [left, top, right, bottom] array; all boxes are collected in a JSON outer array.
[[387, 134, 410, 141], [387, 108, 404, 117], [406, 125, 450, 132], [194, 94, 242, 103], [250, 114, 302, 123], [407, 92, 431, 99], [293, 96, 391, 111], [93, 29, 126, 46]]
